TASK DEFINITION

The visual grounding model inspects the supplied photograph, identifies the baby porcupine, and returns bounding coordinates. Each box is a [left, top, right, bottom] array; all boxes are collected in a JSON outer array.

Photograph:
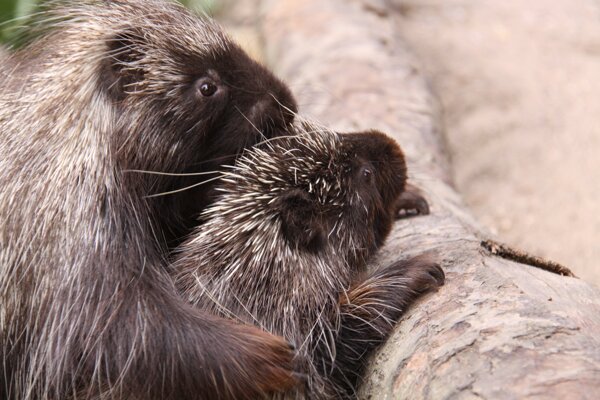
[[0, 0, 300, 399], [173, 120, 445, 399]]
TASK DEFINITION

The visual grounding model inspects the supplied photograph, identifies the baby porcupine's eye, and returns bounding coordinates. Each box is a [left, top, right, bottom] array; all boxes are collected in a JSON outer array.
[[360, 165, 374, 184]]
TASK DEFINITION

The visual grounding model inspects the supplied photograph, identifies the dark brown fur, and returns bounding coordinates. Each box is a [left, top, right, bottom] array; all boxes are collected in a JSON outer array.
[[172, 122, 444, 399], [0, 1, 300, 399]]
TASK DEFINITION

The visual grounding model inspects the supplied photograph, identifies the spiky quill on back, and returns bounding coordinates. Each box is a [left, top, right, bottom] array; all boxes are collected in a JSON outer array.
[[179, 120, 351, 324]]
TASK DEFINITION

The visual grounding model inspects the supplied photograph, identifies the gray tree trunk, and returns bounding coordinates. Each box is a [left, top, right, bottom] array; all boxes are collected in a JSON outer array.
[[259, 0, 600, 398]]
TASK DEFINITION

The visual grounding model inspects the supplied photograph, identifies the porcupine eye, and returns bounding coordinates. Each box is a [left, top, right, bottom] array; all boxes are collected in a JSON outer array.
[[359, 165, 374, 184], [196, 78, 218, 97], [200, 83, 217, 96]]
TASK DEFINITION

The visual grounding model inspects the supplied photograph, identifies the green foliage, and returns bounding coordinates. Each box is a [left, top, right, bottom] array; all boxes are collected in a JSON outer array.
[[14, 0, 37, 18], [0, 0, 37, 44], [0, 0, 18, 43], [180, 0, 219, 15], [0, 0, 18, 21]]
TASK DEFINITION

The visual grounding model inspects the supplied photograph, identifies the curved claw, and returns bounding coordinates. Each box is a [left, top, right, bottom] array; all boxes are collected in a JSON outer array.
[[395, 183, 430, 219]]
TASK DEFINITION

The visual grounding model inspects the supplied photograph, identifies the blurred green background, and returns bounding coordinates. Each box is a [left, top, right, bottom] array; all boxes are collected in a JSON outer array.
[[0, 0, 219, 44]]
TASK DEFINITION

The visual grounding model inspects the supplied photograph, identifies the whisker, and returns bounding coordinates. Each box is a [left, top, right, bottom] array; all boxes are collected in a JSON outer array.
[[253, 134, 303, 147], [234, 105, 266, 140], [123, 169, 221, 177], [268, 92, 298, 119], [144, 175, 223, 198], [186, 153, 241, 168]]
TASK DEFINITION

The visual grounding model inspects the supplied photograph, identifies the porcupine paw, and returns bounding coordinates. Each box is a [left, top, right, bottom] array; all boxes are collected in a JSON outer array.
[[331, 257, 444, 397], [389, 256, 445, 294], [340, 257, 444, 334], [395, 183, 430, 218], [231, 324, 300, 397]]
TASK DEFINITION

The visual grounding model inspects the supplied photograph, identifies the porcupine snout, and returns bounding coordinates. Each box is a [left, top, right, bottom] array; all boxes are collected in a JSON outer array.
[[247, 94, 296, 138]]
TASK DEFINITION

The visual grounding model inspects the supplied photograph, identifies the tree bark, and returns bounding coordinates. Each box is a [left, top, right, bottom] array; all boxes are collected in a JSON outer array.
[[259, 0, 600, 398]]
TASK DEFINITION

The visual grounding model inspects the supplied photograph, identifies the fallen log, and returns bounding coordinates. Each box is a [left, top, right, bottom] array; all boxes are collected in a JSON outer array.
[[259, 0, 600, 398]]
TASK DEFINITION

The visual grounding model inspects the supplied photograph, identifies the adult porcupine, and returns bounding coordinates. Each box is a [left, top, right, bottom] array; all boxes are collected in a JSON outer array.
[[0, 0, 299, 399], [173, 120, 445, 399]]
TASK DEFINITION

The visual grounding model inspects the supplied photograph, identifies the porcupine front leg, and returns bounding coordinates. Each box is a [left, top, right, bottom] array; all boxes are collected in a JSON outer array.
[[332, 256, 444, 398]]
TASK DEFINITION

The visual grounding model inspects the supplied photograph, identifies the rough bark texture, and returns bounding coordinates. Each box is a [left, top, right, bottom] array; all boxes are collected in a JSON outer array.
[[392, 0, 600, 286], [259, 0, 600, 398]]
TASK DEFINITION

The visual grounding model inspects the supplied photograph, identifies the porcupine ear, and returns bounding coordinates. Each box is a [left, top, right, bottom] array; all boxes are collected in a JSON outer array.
[[101, 29, 146, 100], [278, 189, 326, 254]]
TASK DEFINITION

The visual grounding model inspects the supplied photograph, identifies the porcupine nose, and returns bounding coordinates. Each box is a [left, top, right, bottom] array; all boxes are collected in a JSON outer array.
[[249, 93, 296, 139]]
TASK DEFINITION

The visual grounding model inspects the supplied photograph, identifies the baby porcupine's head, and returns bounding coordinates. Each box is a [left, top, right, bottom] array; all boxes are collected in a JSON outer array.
[[175, 120, 408, 324], [246, 121, 408, 265]]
